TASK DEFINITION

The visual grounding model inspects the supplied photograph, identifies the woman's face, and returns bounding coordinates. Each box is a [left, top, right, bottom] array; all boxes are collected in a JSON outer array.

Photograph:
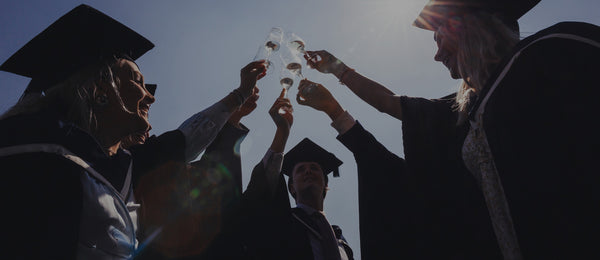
[[434, 23, 461, 79], [106, 59, 155, 140]]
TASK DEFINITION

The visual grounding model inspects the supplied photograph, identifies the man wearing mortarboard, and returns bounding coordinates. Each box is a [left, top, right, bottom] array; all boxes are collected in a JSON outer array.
[[238, 89, 354, 260]]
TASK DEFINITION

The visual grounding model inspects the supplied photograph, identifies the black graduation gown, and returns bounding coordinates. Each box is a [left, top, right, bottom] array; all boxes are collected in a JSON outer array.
[[134, 123, 249, 260], [240, 161, 354, 260], [470, 21, 600, 259], [336, 121, 416, 259], [399, 21, 600, 259], [0, 112, 184, 259], [400, 94, 500, 259]]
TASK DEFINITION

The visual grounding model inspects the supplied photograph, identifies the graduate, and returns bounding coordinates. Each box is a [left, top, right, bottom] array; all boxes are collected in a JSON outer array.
[[239, 89, 354, 260], [304, 0, 600, 258]]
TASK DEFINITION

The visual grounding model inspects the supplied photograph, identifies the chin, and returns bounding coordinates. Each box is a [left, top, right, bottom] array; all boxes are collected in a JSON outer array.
[[129, 117, 150, 134], [449, 68, 462, 79]]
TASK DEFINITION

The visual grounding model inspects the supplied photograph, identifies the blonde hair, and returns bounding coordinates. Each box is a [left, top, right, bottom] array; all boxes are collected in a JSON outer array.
[[447, 11, 520, 124], [1, 56, 133, 133]]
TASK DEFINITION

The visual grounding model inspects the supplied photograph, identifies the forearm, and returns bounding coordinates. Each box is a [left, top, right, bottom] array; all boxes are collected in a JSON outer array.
[[221, 88, 251, 113], [269, 128, 289, 154], [176, 85, 255, 162], [260, 128, 287, 197], [177, 100, 233, 162], [323, 99, 345, 122], [336, 66, 404, 120]]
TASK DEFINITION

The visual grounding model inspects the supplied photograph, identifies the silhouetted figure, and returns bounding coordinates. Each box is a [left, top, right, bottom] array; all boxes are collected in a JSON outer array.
[[0, 4, 264, 259], [296, 79, 412, 260], [304, 0, 600, 259], [239, 89, 354, 260]]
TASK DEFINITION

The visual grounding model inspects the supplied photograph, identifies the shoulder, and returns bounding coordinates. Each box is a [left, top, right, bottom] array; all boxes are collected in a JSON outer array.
[[522, 22, 600, 45], [513, 22, 600, 61]]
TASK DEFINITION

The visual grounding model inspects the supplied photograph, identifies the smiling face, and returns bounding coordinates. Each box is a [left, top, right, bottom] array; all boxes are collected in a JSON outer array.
[[289, 161, 326, 200], [434, 22, 462, 79], [100, 59, 155, 144]]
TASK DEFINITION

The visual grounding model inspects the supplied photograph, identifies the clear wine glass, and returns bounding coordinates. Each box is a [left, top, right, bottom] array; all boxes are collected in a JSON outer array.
[[279, 65, 295, 94], [278, 67, 295, 113], [253, 27, 284, 69], [285, 31, 306, 54], [280, 41, 305, 79]]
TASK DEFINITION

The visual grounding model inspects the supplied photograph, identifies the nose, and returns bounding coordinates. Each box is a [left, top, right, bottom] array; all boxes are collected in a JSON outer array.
[[300, 168, 315, 177]]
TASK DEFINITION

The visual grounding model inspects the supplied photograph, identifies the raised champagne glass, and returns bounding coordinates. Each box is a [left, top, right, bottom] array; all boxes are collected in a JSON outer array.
[[253, 27, 284, 69]]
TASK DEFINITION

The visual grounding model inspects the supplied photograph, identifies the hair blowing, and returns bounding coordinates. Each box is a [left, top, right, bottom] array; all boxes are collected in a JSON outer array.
[[450, 11, 520, 124], [1, 56, 132, 133]]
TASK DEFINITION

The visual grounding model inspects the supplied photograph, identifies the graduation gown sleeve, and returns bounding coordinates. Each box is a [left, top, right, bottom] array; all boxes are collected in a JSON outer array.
[[239, 160, 294, 260], [336, 121, 415, 259], [134, 123, 248, 258]]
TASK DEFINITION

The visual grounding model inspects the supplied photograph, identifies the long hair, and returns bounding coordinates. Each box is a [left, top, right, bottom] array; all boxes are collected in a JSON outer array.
[[1, 55, 133, 133], [448, 11, 520, 124]]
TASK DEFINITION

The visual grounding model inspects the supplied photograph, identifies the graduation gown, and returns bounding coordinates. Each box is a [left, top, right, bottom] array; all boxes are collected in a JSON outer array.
[[135, 123, 249, 259], [468, 21, 600, 259], [240, 161, 354, 260], [0, 112, 184, 259], [399, 21, 600, 259], [400, 94, 499, 259], [336, 121, 416, 259]]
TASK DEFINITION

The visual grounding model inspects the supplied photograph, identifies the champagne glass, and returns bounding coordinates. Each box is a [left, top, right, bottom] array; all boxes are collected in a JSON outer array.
[[253, 27, 284, 68], [280, 42, 305, 79], [278, 67, 295, 113], [285, 31, 306, 53], [284, 31, 319, 64], [279, 65, 295, 94]]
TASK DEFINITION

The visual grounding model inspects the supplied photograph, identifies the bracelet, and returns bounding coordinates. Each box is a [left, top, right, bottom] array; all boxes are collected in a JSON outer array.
[[338, 67, 355, 85]]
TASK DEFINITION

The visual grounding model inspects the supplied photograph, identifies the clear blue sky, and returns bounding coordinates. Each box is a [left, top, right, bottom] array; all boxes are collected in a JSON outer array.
[[1, 0, 598, 258]]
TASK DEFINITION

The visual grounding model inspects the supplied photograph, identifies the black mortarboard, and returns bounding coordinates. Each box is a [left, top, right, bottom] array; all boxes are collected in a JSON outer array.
[[0, 4, 154, 92], [413, 0, 541, 31], [281, 138, 343, 178]]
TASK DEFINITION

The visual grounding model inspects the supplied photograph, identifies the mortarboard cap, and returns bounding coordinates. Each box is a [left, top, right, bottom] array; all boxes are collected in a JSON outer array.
[[413, 0, 541, 31], [281, 138, 343, 178], [0, 4, 154, 92]]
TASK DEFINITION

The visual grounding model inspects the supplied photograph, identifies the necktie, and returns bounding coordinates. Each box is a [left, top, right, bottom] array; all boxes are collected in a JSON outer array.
[[312, 212, 342, 260]]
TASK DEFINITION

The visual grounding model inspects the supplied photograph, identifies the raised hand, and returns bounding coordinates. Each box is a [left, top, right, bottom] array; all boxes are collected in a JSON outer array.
[[269, 88, 293, 132], [238, 60, 267, 98], [296, 79, 343, 120], [304, 50, 347, 76], [229, 87, 259, 127]]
